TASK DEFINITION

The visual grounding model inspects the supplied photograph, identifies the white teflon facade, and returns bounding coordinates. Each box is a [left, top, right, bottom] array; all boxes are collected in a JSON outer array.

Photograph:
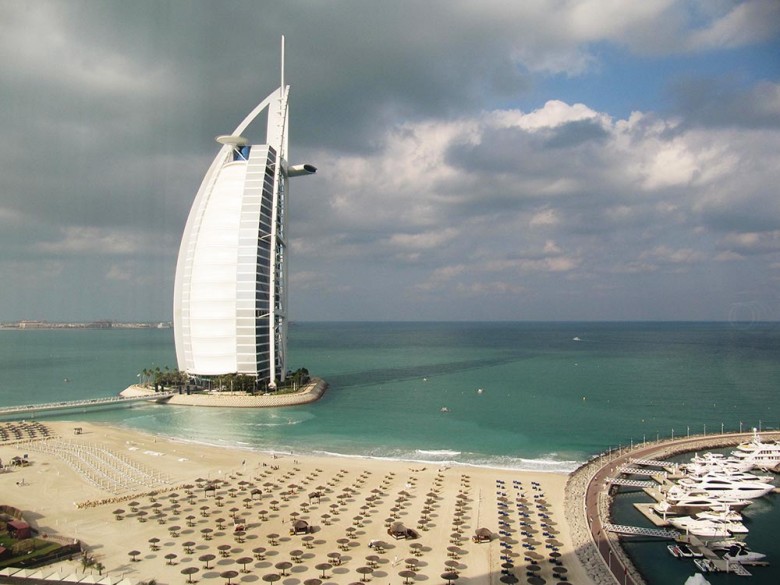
[[173, 77, 314, 386]]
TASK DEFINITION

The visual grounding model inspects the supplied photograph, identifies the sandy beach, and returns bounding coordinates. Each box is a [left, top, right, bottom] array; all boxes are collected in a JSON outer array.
[[0, 421, 590, 585]]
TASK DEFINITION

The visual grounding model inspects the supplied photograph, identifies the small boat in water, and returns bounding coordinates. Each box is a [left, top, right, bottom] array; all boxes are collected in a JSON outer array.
[[667, 543, 702, 559], [440, 406, 450, 413], [693, 558, 716, 572], [722, 543, 766, 564]]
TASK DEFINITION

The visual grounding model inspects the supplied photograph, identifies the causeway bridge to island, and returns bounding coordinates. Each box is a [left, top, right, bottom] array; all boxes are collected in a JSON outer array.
[[0, 393, 175, 420]]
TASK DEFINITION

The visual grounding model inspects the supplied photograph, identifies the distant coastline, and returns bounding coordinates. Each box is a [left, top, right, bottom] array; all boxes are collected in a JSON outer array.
[[0, 320, 171, 330]]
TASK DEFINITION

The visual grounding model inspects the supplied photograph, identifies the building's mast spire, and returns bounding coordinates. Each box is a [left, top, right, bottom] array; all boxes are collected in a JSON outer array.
[[280, 35, 285, 91]]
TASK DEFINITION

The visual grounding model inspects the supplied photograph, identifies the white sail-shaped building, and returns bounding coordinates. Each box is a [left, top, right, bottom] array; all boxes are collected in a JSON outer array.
[[173, 43, 315, 387]]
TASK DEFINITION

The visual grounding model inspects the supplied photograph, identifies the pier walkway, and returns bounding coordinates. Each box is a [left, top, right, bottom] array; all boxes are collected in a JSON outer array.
[[618, 466, 663, 477], [604, 523, 679, 539], [629, 458, 678, 469], [606, 478, 657, 488], [0, 393, 174, 420]]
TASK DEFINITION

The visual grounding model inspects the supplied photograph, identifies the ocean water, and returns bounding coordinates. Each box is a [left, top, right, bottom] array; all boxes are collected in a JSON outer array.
[[1, 321, 779, 583]]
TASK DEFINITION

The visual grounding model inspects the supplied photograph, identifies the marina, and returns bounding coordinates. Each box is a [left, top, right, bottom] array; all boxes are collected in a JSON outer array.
[[603, 432, 780, 579]]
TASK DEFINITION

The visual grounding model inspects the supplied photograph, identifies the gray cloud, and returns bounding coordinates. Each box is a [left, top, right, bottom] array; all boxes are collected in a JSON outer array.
[[1, 1, 779, 321]]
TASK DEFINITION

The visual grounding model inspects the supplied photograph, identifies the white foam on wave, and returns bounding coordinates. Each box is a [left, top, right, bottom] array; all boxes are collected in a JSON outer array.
[[310, 448, 581, 473], [415, 449, 462, 458]]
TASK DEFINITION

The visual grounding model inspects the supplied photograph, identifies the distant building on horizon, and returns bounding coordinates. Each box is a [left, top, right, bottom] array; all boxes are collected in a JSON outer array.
[[173, 39, 315, 388]]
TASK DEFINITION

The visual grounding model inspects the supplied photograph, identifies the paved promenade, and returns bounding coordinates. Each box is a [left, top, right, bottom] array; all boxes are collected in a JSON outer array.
[[566, 431, 780, 585]]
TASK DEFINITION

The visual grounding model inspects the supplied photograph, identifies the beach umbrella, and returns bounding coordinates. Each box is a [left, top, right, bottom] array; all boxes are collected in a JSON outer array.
[[499, 575, 518, 584], [236, 556, 253, 573], [365, 554, 380, 568], [399, 570, 416, 584], [220, 570, 239, 585], [327, 552, 342, 565], [552, 566, 567, 575], [148, 537, 160, 550], [274, 561, 292, 576], [181, 564, 200, 582], [315, 562, 332, 578], [356, 566, 374, 582], [527, 577, 545, 585], [168, 525, 181, 537], [128, 550, 140, 562], [252, 546, 267, 560], [261, 574, 281, 585], [199, 554, 216, 569], [444, 560, 459, 571], [304, 579, 322, 585], [441, 571, 459, 585], [113, 508, 125, 520], [290, 549, 304, 563], [165, 553, 178, 565]]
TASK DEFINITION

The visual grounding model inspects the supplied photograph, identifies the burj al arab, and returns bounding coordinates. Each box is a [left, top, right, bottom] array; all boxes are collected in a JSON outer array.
[[173, 38, 316, 389]]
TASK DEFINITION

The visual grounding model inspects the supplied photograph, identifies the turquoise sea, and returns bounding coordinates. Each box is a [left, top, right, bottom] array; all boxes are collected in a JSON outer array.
[[0, 321, 778, 583]]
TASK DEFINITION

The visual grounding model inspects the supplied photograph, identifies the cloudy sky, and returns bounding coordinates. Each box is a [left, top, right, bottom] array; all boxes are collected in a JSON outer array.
[[2, 1, 780, 322]]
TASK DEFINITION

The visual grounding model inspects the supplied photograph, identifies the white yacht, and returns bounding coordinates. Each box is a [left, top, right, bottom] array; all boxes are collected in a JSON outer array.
[[722, 543, 766, 564], [694, 507, 743, 523], [668, 516, 733, 538], [692, 511, 748, 534], [683, 454, 758, 474], [662, 487, 751, 514], [732, 449, 780, 470], [683, 468, 773, 483], [676, 475, 775, 499]]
